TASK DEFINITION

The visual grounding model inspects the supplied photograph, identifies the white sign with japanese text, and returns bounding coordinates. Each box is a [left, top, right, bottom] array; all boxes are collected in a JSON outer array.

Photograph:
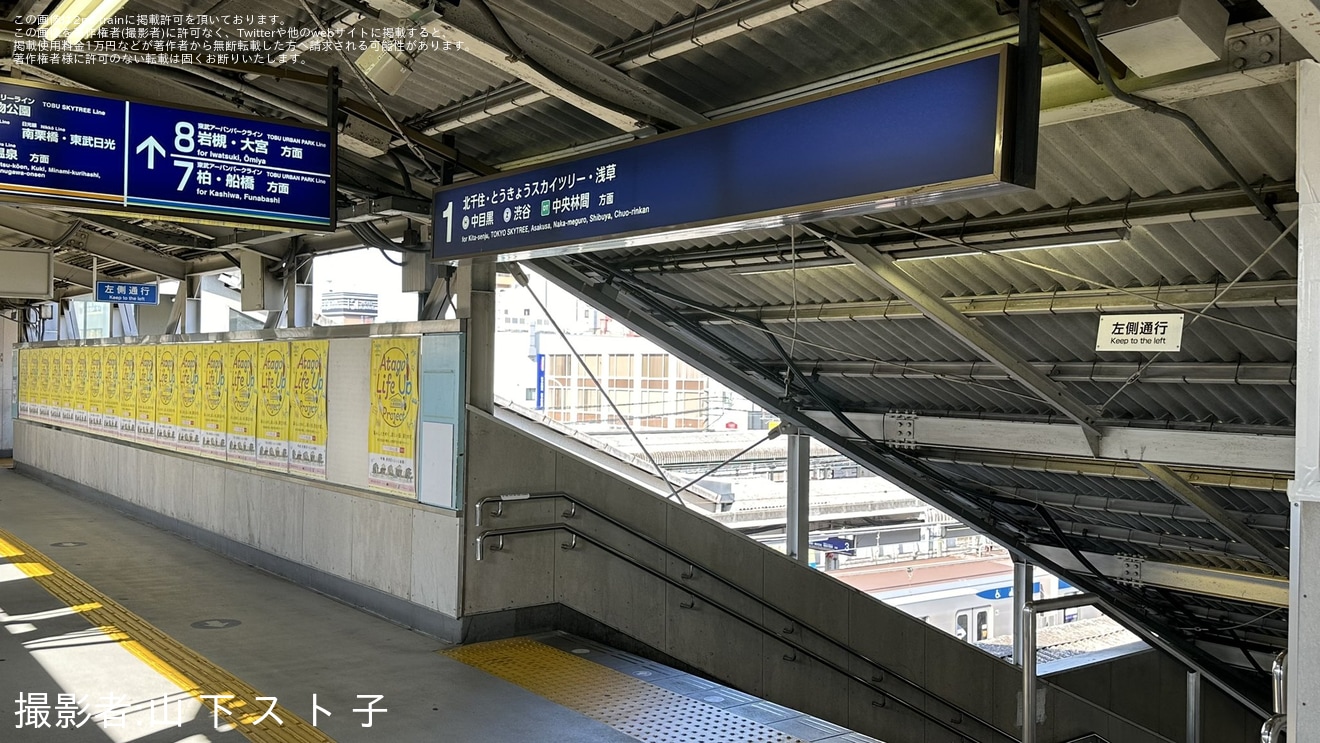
[[1096, 313, 1184, 352]]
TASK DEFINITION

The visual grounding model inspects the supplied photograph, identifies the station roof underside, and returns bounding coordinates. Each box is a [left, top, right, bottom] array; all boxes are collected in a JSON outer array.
[[0, 0, 1305, 707]]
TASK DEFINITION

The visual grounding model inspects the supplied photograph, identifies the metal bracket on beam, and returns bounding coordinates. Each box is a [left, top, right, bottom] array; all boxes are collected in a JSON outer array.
[[884, 413, 919, 449], [1116, 554, 1144, 588]]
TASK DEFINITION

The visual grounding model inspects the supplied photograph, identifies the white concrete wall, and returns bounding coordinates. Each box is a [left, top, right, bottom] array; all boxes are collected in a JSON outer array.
[[15, 420, 462, 618]]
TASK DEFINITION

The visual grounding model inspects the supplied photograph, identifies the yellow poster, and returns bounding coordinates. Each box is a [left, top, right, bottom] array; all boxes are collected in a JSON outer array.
[[118, 346, 136, 440], [59, 347, 75, 428], [200, 344, 228, 460], [155, 345, 179, 450], [135, 346, 156, 443], [256, 341, 290, 472], [72, 347, 88, 431], [87, 346, 104, 432], [289, 340, 328, 478], [46, 349, 58, 422], [368, 337, 419, 497], [31, 348, 44, 419], [103, 346, 120, 437], [176, 345, 203, 454], [226, 343, 258, 464], [16, 350, 29, 421]]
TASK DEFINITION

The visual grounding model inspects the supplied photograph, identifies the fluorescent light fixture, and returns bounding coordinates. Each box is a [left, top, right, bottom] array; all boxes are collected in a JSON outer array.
[[892, 229, 1128, 261], [66, 0, 130, 44], [41, 0, 128, 44]]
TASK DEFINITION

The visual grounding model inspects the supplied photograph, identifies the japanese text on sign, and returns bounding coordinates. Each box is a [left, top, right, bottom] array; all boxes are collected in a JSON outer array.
[[1095, 313, 1184, 352]]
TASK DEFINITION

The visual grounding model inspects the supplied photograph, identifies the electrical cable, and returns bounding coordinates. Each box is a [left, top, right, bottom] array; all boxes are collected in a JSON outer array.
[[667, 426, 783, 499], [295, 0, 445, 183], [1059, 0, 1293, 245], [509, 262, 685, 502]]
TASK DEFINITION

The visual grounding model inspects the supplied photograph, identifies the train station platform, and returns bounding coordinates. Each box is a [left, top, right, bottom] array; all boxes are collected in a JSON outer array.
[[0, 465, 879, 743]]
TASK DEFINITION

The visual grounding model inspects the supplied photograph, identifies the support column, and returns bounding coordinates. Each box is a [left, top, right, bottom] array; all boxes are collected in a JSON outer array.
[[1292, 58, 1320, 736], [456, 257, 495, 413], [1186, 671, 1201, 743], [1, 312, 16, 456], [1013, 560, 1033, 665], [786, 428, 810, 564], [1022, 603, 1038, 743]]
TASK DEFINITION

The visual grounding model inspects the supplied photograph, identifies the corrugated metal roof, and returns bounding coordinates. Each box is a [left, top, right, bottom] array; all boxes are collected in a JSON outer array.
[[627, 0, 1014, 113]]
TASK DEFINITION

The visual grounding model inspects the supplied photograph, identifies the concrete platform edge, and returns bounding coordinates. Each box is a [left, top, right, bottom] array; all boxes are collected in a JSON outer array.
[[12, 462, 469, 644]]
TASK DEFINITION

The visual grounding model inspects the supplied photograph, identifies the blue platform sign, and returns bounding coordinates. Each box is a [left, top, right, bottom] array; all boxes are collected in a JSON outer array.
[[95, 281, 159, 305], [433, 46, 1029, 261], [0, 78, 334, 230], [809, 537, 855, 556], [975, 582, 1043, 601]]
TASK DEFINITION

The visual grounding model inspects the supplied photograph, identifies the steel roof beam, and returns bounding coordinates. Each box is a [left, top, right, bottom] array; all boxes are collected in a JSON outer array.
[[1045, 517, 1270, 563], [779, 360, 1296, 385], [0, 207, 187, 280], [412, 2, 705, 132], [1250, 2, 1320, 68], [922, 449, 1292, 493], [700, 279, 1296, 324], [994, 486, 1288, 531], [803, 411, 1294, 473], [1142, 463, 1291, 575], [1031, 545, 1288, 607], [414, 0, 842, 135], [623, 185, 1298, 275], [823, 235, 1104, 454], [76, 216, 216, 251]]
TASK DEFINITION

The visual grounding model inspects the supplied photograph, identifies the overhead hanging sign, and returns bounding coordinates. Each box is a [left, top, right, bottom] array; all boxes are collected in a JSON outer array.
[[1096, 313, 1185, 352], [433, 46, 1029, 261], [0, 78, 335, 230], [95, 281, 159, 305]]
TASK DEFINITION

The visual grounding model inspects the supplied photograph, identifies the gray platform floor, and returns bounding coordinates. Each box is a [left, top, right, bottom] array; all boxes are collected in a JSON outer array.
[[0, 466, 637, 743]]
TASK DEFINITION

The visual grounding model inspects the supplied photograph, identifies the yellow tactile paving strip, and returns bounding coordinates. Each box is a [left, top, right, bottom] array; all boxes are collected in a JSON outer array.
[[0, 527, 335, 743], [444, 638, 806, 743]]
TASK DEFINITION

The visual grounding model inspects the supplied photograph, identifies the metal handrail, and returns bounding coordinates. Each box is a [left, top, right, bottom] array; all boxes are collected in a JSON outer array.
[[1273, 651, 1288, 716], [1261, 715, 1286, 743], [1262, 650, 1287, 743], [477, 522, 992, 742], [475, 492, 1018, 743]]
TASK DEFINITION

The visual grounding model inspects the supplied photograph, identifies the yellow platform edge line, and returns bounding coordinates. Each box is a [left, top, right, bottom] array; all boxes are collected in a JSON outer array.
[[443, 637, 808, 743], [0, 528, 335, 743]]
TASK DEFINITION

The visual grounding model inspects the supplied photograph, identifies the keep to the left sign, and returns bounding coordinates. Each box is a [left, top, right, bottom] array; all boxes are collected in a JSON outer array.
[[95, 281, 159, 305], [0, 78, 334, 230]]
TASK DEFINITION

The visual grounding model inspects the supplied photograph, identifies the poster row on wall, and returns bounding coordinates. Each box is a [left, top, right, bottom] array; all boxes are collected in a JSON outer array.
[[15, 338, 422, 498]]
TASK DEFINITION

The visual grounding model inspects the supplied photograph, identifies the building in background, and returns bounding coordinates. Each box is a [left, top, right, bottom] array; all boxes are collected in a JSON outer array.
[[494, 273, 763, 432], [320, 291, 379, 325]]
